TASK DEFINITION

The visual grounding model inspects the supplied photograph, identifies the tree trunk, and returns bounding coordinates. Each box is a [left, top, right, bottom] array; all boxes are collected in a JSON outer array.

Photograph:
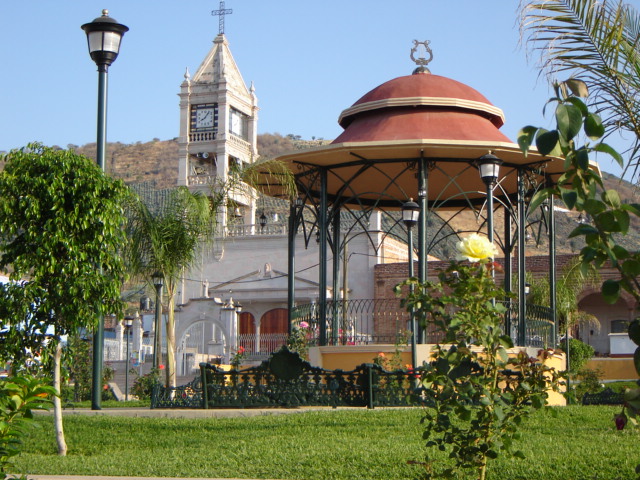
[[166, 288, 177, 389], [53, 341, 67, 456]]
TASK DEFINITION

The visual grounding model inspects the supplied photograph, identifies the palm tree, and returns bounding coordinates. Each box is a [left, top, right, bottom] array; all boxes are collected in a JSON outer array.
[[126, 158, 296, 388], [519, 0, 640, 176], [526, 258, 600, 337], [126, 186, 212, 388]]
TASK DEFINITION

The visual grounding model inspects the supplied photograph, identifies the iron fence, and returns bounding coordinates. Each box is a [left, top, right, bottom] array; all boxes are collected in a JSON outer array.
[[291, 298, 556, 348], [151, 348, 531, 409], [238, 333, 288, 360], [292, 298, 410, 346]]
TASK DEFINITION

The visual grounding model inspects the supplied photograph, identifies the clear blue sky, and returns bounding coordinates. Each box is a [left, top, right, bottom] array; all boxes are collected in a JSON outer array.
[[0, 1, 628, 177]]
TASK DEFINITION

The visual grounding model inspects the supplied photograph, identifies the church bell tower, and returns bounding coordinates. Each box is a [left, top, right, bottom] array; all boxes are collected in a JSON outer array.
[[177, 4, 258, 230]]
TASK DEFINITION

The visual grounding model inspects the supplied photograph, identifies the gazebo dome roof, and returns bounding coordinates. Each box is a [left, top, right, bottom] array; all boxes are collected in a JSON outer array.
[[335, 71, 510, 144]]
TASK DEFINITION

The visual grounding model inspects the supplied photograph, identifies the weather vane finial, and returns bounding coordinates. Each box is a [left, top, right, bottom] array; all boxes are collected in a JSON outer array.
[[212, 1, 233, 35], [410, 40, 433, 74]]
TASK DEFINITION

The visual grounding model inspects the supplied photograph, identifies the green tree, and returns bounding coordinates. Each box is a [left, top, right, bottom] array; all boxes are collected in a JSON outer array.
[[0, 143, 130, 455], [520, 0, 640, 175]]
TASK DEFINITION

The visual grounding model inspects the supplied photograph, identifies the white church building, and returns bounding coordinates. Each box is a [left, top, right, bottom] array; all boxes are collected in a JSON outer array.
[[163, 32, 406, 375]]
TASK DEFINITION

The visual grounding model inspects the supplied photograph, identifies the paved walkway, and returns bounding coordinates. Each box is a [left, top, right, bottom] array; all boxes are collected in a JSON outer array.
[[49, 405, 350, 418]]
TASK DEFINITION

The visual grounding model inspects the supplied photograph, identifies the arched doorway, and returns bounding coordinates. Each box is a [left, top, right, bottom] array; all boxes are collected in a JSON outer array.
[[260, 308, 288, 354], [578, 292, 633, 355], [238, 312, 256, 353], [178, 320, 227, 375]]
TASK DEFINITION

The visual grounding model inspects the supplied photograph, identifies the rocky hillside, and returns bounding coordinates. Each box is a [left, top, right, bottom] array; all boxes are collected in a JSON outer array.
[[2, 135, 638, 256]]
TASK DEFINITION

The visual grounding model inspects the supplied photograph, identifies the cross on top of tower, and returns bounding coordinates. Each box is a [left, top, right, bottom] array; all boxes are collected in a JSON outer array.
[[212, 0, 233, 35]]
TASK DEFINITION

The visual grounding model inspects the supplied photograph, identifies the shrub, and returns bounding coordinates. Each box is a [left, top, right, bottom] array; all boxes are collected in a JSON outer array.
[[574, 368, 604, 400], [0, 375, 55, 477], [397, 234, 560, 480], [130, 369, 161, 400], [559, 338, 594, 373]]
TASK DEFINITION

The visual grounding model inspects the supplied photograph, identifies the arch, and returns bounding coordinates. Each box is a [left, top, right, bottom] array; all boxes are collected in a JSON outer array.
[[260, 308, 288, 334], [178, 319, 227, 375], [259, 308, 288, 354], [239, 312, 256, 334], [577, 292, 635, 355], [577, 285, 637, 309]]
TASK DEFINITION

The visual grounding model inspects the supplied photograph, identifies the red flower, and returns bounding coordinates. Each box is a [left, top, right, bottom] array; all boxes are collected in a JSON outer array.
[[238, 346, 246, 354], [159, 364, 165, 370]]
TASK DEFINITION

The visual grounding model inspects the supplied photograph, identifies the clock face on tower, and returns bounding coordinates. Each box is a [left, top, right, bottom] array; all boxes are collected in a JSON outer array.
[[196, 108, 214, 128], [191, 104, 218, 132], [230, 108, 246, 138]]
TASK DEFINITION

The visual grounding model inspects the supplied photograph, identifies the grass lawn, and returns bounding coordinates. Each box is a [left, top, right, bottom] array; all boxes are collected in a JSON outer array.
[[13, 406, 639, 480]]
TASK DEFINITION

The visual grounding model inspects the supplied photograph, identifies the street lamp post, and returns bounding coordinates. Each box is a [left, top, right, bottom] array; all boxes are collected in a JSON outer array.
[[82, 10, 128, 411], [152, 272, 164, 370], [477, 152, 503, 246], [402, 199, 420, 372], [123, 314, 134, 401]]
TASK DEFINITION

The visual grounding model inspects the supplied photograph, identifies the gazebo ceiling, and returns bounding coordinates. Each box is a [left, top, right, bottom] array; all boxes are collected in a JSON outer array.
[[272, 64, 569, 208], [275, 140, 559, 208]]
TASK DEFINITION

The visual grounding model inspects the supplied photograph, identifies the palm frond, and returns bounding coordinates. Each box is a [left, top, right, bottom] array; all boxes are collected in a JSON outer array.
[[520, 0, 640, 177]]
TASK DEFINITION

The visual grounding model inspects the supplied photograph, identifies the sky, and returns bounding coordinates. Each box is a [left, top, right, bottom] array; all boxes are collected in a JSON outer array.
[[0, 1, 634, 177]]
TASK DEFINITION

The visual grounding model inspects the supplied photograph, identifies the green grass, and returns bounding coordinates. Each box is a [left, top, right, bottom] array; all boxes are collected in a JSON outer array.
[[12, 406, 640, 480], [63, 399, 150, 408]]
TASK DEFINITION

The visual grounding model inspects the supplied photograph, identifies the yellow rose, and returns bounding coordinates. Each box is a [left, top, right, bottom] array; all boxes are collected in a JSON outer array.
[[456, 233, 498, 262]]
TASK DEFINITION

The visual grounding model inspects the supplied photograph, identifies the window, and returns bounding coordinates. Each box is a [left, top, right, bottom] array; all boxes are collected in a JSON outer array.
[[610, 319, 630, 334]]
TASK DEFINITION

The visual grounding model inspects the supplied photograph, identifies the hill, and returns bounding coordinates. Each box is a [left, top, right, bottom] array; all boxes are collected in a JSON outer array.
[[2, 135, 638, 256]]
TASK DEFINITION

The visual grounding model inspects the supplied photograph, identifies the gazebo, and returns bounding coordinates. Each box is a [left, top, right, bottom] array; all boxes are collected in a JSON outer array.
[[270, 41, 565, 352]]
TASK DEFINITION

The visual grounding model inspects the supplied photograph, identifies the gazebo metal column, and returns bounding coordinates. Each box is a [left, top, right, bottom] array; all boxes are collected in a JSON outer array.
[[331, 208, 342, 344], [287, 201, 297, 334], [503, 206, 513, 335], [517, 168, 527, 346], [417, 155, 428, 343], [548, 194, 557, 347], [318, 169, 328, 346]]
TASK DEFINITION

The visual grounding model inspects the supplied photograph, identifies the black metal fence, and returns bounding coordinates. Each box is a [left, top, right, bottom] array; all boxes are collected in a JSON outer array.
[[152, 348, 423, 409], [292, 298, 556, 349]]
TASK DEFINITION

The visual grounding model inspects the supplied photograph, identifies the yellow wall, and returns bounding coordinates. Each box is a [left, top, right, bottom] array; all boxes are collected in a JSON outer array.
[[309, 345, 566, 406], [586, 357, 638, 380]]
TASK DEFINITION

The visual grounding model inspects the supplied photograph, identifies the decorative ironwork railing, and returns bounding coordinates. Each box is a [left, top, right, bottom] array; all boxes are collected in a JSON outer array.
[[224, 223, 287, 237], [151, 376, 203, 409], [152, 348, 423, 409], [151, 347, 529, 409], [292, 298, 410, 346], [291, 298, 556, 349], [582, 387, 624, 405], [238, 333, 288, 360], [501, 300, 555, 348]]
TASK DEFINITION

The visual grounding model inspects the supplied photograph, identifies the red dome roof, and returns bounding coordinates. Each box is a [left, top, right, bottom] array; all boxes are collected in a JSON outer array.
[[334, 72, 509, 144]]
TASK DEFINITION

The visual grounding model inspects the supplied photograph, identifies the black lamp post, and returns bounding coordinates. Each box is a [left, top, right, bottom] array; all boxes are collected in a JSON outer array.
[[477, 152, 503, 245], [152, 272, 164, 370], [259, 212, 267, 231], [83, 10, 128, 411], [123, 314, 134, 401], [402, 199, 420, 372]]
